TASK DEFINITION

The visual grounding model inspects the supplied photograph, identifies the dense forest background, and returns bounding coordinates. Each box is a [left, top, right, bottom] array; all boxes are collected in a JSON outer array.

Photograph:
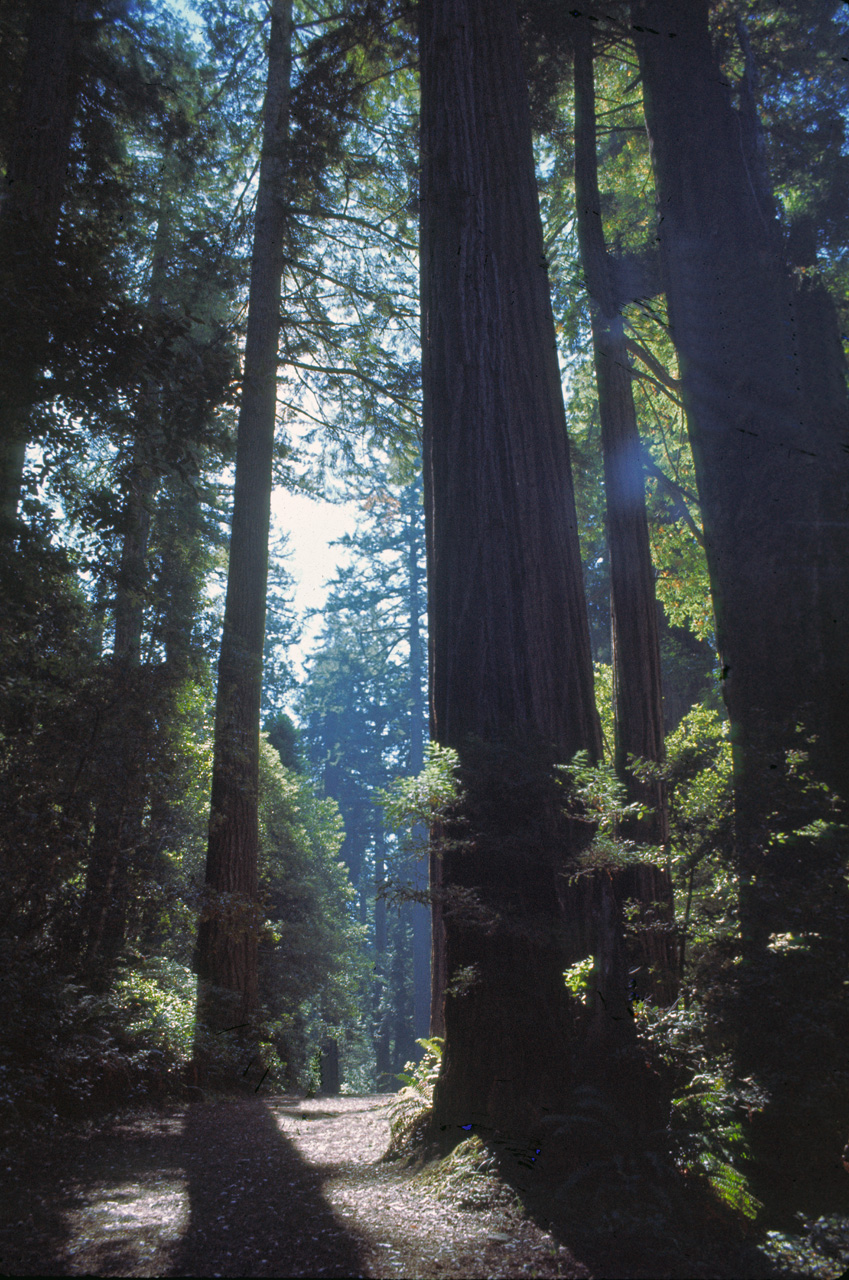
[[2, 0, 849, 1259]]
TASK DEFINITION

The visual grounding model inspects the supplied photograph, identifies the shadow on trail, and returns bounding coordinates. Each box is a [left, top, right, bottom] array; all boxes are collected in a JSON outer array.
[[167, 1098, 365, 1279], [0, 1134, 77, 1276], [0, 1108, 189, 1277], [0, 1098, 367, 1278]]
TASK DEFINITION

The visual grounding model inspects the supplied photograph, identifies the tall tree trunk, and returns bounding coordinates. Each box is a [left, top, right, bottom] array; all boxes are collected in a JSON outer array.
[[0, 0, 81, 527], [81, 169, 175, 973], [403, 480, 432, 1043], [420, 0, 601, 1138], [633, 0, 849, 940], [373, 825, 391, 1084], [195, 0, 293, 1035], [113, 169, 175, 662], [572, 17, 676, 1006], [634, 0, 849, 1212]]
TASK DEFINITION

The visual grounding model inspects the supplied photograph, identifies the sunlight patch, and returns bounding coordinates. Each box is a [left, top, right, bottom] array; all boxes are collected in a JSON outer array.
[[62, 1178, 189, 1277]]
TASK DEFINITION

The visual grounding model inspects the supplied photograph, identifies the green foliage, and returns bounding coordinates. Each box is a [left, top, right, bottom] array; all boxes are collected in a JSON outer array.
[[562, 954, 595, 1004], [257, 737, 370, 1088], [378, 742, 461, 845], [636, 1001, 765, 1222], [557, 750, 662, 873], [592, 661, 615, 758], [113, 958, 197, 1059], [387, 1036, 442, 1154]]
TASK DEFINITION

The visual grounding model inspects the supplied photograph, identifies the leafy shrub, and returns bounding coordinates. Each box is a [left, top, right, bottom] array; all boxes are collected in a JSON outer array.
[[113, 958, 197, 1058], [378, 743, 461, 849], [635, 1000, 765, 1221], [386, 1035, 442, 1155]]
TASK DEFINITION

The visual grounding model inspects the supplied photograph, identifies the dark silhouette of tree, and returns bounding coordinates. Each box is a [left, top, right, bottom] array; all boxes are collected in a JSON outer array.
[[0, 0, 82, 526], [420, 0, 601, 1138], [634, 0, 849, 918], [572, 14, 676, 1004], [633, 0, 849, 1215], [195, 0, 293, 1035]]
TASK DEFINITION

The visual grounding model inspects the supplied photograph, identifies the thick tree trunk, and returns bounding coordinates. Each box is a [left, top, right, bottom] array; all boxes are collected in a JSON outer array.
[[633, 0, 849, 939], [572, 18, 675, 1005], [0, 0, 81, 526], [420, 0, 601, 1138], [195, 0, 293, 1035], [634, 0, 849, 1212]]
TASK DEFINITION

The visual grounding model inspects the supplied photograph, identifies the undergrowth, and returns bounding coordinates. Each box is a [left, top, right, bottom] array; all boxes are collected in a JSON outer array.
[[385, 1036, 442, 1158]]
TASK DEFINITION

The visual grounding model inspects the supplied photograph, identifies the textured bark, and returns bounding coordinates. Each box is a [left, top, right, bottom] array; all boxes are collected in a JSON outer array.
[[420, 0, 601, 1137], [195, 0, 293, 1032], [0, 0, 82, 525], [572, 19, 675, 1005], [428, 837, 446, 1042], [633, 1, 849, 938], [635, 2, 849, 1210]]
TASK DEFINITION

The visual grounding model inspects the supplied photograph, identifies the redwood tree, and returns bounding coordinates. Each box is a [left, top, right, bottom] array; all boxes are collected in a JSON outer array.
[[195, 0, 293, 1034], [633, 0, 849, 940], [420, 0, 602, 1138], [572, 15, 676, 1003], [403, 480, 432, 1044], [633, 0, 849, 1208]]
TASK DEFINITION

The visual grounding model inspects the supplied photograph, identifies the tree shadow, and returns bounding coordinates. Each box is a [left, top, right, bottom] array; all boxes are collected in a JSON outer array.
[[0, 1130, 77, 1275], [168, 1097, 365, 1278], [1, 1099, 366, 1278], [0, 1109, 189, 1276]]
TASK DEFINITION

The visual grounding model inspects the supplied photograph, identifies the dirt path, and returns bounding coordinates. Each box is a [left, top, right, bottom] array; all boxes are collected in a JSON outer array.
[[0, 1095, 586, 1278]]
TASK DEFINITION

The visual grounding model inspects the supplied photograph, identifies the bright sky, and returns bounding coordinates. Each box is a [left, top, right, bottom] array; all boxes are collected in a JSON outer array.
[[270, 486, 359, 680]]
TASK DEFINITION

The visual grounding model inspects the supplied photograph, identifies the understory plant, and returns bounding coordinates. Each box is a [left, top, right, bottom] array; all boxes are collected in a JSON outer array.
[[386, 1035, 443, 1155]]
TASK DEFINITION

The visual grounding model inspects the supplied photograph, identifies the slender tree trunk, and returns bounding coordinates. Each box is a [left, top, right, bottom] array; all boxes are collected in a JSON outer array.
[[404, 481, 432, 1044], [420, 0, 601, 1138], [373, 826, 391, 1083], [0, 0, 81, 527], [195, 0, 293, 1035], [572, 18, 676, 1005], [113, 170, 175, 661], [81, 171, 175, 973]]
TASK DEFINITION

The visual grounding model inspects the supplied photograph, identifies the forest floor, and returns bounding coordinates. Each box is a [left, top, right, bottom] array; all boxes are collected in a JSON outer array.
[[0, 1093, 585, 1278], [0, 1092, 832, 1279]]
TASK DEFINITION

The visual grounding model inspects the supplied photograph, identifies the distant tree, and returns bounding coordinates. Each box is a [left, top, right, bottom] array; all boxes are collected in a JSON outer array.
[[256, 737, 368, 1088], [265, 711, 303, 773], [297, 476, 425, 1077], [261, 527, 301, 721], [572, 16, 666, 842]]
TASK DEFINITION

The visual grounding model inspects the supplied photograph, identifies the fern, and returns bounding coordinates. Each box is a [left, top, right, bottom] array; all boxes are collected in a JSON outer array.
[[387, 1036, 443, 1153], [700, 1156, 762, 1221]]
